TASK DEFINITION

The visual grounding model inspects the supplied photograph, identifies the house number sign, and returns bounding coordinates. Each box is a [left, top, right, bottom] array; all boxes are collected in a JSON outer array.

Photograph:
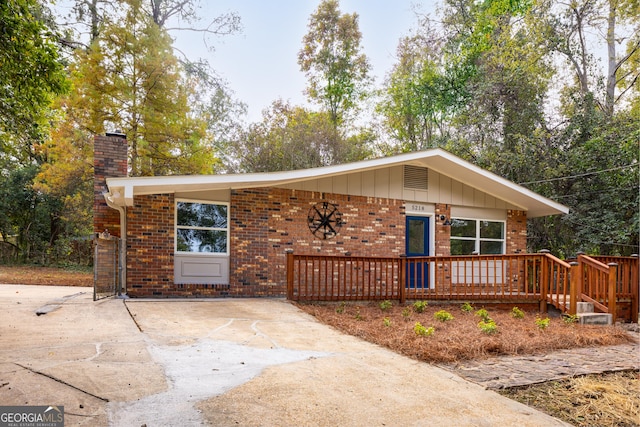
[[406, 203, 431, 215], [307, 202, 343, 239]]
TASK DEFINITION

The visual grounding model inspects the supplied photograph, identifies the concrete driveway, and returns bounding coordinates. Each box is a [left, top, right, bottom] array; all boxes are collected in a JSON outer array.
[[0, 285, 570, 426]]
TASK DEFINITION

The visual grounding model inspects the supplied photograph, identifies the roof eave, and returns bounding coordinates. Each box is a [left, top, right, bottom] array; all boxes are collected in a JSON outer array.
[[104, 149, 569, 216]]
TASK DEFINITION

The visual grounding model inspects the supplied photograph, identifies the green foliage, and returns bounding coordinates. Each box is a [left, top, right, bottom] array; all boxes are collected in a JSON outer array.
[[227, 100, 371, 173], [511, 307, 525, 319], [402, 307, 412, 319], [434, 310, 454, 322], [475, 308, 491, 322], [379, 300, 393, 311], [298, 0, 371, 127], [335, 301, 346, 314], [377, 30, 454, 152], [413, 322, 435, 337], [0, 0, 68, 159], [0, 165, 66, 263], [383, 317, 391, 327], [377, 0, 639, 256], [563, 314, 579, 325], [354, 307, 364, 321], [478, 319, 498, 335], [535, 316, 550, 330], [71, 0, 217, 177], [413, 301, 428, 313], [461, 302, 474, 312]]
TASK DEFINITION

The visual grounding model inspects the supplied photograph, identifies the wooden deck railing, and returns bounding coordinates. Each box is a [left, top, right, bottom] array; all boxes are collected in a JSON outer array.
[[578, 254, 639, 322], [538, 251, 573, 313], [592, 255, 639, 303], [287, 252, 571, 305], [403, 253, 567, 306], [286, 253, 403, 301], [286, 252, 638, 322]]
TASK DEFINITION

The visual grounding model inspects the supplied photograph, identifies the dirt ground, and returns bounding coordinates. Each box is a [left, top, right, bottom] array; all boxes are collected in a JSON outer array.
[[0, 265, 91, 287], [1, 265, 638, 426]]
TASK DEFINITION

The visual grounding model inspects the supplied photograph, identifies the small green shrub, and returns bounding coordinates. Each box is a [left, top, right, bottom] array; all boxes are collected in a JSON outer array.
[[379, 300, 393, 311], [511, 306, 525, 319], [563, 314, 579, 325], [478, 319, 498, 334], [535, 316, 550, 330], [475, 308, 491, 322], [383, 317, 391, 327], [461, 302, 474, 312], [402, 307, 412, 319], [354, 307, 364, 321], [413, 322, 435, 337], [335, 302, 346, 314], [413, 300, 428, 313], [434, 310, 454, 322]]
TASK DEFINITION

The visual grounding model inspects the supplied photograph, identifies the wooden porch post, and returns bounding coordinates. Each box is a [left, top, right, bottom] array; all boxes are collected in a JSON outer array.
[[569, 262, 579, 315], [538, 250, 550, 313], [399, 256, 406, 304], [607, 263, 617, 322], [632, 255, 639, 323], [286, 250, 294, 300]]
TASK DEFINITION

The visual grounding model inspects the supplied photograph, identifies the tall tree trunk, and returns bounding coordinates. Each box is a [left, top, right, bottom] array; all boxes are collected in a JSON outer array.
[[605, 0, 617, 117]]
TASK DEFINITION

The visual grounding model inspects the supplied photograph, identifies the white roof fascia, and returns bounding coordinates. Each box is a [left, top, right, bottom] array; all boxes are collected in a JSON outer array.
[[423, 150, 569, 217], [104, 148, 569, 217]]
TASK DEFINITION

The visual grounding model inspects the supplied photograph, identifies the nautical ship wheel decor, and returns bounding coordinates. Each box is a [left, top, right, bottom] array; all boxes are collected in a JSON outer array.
[[307, 201, 343, 239]]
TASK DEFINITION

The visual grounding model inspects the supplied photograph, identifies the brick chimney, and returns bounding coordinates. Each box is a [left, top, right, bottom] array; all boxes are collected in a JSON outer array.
[[93, 133, 128, 237]]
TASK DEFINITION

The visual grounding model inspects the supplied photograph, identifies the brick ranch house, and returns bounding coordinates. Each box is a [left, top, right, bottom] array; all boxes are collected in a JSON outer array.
[[94, 134, 569, 298]]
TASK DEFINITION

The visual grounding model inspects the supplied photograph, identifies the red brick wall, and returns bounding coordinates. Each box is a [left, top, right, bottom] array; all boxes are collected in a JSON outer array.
[[125, 188, 407, 297], [434, 203, 451, 256], [506, 210, 528, 254], [123, 189, 530, 298], [231, 188, 407, 296], [126, 194, 176, 296], [93, 134, 128, 237]]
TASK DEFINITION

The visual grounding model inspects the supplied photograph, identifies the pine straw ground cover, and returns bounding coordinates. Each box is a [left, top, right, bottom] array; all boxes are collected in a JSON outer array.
[[297, 301, 639, 426], [499, 370, 639, 427]]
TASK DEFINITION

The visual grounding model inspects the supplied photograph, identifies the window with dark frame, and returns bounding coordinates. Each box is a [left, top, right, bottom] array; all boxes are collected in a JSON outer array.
[[176, 201, 229, 254]]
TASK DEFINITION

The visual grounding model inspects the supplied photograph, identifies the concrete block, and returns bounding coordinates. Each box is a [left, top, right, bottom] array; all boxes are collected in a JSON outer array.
[[578, 312, 612, 325], [576, 302, 594, 314]]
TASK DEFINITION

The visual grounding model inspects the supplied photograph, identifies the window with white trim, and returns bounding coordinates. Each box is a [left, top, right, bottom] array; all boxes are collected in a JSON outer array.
[[450, 218, 505, 255], [175, 200, 229, 254]]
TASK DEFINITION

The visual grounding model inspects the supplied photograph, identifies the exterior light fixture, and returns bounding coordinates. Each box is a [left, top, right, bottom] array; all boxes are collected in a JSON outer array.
[[438, 215, 452, 226]]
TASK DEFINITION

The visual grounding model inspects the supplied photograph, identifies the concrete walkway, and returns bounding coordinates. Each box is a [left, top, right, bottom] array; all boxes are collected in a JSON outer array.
[[0, 284, 597, 426]]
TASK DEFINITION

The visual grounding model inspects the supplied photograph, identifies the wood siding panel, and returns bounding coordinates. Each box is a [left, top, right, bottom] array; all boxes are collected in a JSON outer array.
[[362, 171, 376, 197], [348, 173, 362, 195], [389, 166, 404, 199], [426, 170, 440, 203], [451, 180, 464, 204], [276, 167, 519, 211], [474, 189, 485, 207], [301, 180, 318, 192], [375, 169, 390, 198], [317, 177, 333, 193], [462, 184, 475, 205], [333, 175, 348, 195]]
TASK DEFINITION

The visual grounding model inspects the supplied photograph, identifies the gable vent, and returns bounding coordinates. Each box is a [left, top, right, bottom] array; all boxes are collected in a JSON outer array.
[[403, 165, 428, 190]]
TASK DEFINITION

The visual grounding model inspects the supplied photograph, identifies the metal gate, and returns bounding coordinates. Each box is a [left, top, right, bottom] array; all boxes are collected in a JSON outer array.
[[93, 234, 122, 300]]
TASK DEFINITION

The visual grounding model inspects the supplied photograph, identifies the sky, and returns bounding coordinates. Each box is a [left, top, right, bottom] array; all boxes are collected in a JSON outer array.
[[171, 1, 437, 123]]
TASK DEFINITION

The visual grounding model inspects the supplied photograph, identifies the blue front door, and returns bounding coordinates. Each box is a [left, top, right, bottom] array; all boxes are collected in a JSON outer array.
[[406, 216, 430, 288]]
